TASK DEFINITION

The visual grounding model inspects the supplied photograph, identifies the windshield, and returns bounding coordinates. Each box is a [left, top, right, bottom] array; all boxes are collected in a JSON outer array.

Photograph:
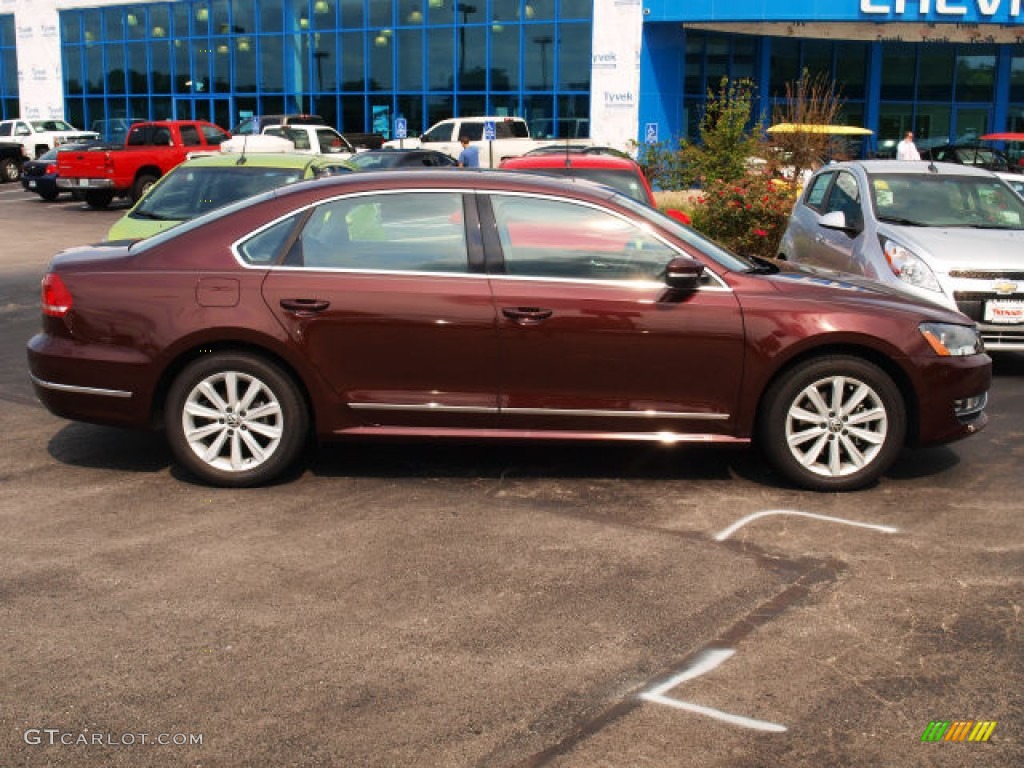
[[131, 165, 306, 221], [31, 120, 74, 132], [868, 172, 1024, 229]]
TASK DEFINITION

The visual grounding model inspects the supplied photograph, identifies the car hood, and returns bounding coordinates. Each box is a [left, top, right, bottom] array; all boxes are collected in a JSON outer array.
[[879, 223, 1024, 271], [764, 262, 969, 322]]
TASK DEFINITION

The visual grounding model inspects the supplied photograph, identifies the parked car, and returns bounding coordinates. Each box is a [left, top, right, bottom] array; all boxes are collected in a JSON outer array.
[[348, 149, 457, 169], [262, 124, 356, 157], [0, 118, 99, 159], [521, 144, 631, 158], [777, 159, 1024, 351], [0, 141, 25, 183], [921, 143, 1013, 172], [28, 170, 990, 491], [500, 152, 667, 210], [57, 120, 232, 208], [232, 113, 326, 135], [106, 150, 354, 241], [20, 141, 109, 201]]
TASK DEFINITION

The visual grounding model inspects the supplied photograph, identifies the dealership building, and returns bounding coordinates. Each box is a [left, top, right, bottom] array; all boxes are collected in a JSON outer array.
[[2, 0, 1024, 154]]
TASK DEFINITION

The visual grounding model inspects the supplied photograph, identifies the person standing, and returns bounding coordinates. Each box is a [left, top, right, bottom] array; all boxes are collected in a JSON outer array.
[[458, 135, 480, 168], [897, 131, 921, 161]]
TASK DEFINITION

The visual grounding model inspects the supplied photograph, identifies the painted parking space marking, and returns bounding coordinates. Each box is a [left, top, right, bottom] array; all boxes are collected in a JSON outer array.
[[639, 648, 787, 732], [714, 509, 899, 542]]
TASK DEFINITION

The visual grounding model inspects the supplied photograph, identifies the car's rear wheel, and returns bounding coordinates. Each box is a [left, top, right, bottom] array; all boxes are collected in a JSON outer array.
[[0, 157, 19, 182], [165, 353, 308, 487], [759, 356, 906, 492], [131, 173, 159, 203], [39, 188, 60, 202], [85, 190, 113, 209]]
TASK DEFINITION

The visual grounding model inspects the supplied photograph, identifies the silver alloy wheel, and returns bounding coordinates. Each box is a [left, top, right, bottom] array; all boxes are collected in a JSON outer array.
[[181, 370, 284, 473], [784, 374, 888, 478]]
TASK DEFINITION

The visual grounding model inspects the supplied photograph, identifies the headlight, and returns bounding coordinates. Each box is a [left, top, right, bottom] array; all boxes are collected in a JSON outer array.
[[880, 236, 942, 292], [919, 322, 984, 356]]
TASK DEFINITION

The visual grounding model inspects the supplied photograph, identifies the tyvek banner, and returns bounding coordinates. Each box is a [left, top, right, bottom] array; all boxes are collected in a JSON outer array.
[[12, 0, 65, 120], [589, 0, 643, 153]]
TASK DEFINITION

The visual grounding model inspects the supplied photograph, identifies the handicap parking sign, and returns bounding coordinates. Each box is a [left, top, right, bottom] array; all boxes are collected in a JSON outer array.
[[483, 120, 496, 141], [395, 118, 407, 139], [645, 123, 659, 144]]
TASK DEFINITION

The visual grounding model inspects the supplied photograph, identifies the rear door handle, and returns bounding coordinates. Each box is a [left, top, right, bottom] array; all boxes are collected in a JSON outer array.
[[502, 306, 553, 325], [280, 298, 330, 315]]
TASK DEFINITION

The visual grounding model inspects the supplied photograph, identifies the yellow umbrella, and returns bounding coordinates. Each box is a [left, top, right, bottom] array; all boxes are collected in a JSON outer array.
[[767, 123, 873, 136]]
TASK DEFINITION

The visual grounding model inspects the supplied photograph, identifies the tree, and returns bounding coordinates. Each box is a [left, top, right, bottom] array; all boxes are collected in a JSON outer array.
[[682, 77, 763, 187], [765, 69, 848, 190]]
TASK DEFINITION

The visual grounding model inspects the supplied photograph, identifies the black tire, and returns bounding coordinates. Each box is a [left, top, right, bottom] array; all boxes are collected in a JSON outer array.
[[165, 353, 308, 487], [0, 157, 19, 183], [85, 190, 113, 209], [39, 189, 60, 202], [758, 355, 906, 492], [131, 173, 159, 204]]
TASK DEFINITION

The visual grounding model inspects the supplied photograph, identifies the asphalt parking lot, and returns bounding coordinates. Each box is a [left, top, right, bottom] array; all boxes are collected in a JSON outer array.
[[0, 182, 1021, 767]]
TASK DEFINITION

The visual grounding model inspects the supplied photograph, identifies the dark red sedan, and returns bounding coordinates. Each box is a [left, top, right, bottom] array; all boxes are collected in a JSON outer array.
[[27, 170, 991, 490]]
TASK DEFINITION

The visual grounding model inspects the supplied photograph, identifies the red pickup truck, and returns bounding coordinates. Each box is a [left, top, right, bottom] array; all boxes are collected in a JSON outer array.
[[57, 120, 231, 208]]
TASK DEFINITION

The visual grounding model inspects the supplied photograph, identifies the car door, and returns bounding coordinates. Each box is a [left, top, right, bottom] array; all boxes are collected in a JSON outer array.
[[480, 192, 745, 435], [259, 190, 500, 431]]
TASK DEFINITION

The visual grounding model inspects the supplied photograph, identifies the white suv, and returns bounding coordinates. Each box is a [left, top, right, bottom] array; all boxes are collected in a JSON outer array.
[[0, 119, 99, 159]]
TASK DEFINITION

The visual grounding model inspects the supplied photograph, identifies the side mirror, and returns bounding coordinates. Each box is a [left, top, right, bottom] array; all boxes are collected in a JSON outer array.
[[664, 256, 705, 292], [819, 210, 853, 232]]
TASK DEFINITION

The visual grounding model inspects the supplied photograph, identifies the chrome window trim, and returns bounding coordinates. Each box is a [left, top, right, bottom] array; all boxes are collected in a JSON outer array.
[[30, 375, 132, 399]]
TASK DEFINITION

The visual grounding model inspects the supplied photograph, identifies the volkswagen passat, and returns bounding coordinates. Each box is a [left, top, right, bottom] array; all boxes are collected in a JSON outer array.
[[778, 159, 1024, 351], [28, 170, 990, 491]]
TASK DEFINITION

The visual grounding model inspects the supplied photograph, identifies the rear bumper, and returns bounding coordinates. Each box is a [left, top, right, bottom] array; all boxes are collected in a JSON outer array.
[[56, 177, 114, 190], [26, 332, 154, 429]]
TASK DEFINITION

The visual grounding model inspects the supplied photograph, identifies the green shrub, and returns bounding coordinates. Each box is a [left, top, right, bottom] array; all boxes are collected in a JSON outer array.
[[688, 175, 795, 260]]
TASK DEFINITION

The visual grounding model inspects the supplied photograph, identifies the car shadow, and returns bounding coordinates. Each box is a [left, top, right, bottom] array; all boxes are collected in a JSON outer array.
[[992, 351, 1024, 376], [44, 424, 965, 491]]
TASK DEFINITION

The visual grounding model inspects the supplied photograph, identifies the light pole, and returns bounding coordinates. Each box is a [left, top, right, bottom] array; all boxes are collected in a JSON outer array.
[[534, 35, 552, 90]]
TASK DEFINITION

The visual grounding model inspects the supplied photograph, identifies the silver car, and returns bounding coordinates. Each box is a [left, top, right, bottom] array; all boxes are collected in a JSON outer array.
[[778, 159, 1024, 351]]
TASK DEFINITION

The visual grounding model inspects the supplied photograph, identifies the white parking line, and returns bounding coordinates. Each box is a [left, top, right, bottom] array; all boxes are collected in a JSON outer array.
[[714, 509, 899, 542], [640, 648, 787, 732]]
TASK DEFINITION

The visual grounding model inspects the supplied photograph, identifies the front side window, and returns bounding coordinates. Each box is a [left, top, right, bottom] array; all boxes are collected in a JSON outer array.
[[298, 192, 469, 272], [823, 171, 863, 227], [490, 195, 677, 281], [179, 125, 201, 146], [803, 171, 835, 211]]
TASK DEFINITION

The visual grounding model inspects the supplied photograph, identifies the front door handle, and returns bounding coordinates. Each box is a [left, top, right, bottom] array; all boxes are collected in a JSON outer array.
[[280, 298, 330, 316], [502, 306, 553, 325]]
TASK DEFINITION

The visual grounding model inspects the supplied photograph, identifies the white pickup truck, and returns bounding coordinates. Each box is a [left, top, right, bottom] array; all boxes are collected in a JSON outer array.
[[383, 116, 590, 168], [261, 124, 358, 158], [0, 119, 100, 159]]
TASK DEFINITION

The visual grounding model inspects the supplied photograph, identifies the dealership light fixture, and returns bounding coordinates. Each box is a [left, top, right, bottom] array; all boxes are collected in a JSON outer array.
[[314, 0, 331, 14]]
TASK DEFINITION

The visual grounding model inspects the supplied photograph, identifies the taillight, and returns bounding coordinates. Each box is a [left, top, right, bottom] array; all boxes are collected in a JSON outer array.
[[45, 163, 58, 175], [41, 273, 73, 317]]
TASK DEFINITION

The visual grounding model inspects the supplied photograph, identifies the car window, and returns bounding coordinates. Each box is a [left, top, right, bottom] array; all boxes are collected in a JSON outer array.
[[179, 125, 201, 146], [237, 214, 303, 265], [202, 124, 230, 145], [297, 192, 469, 272], [823, 171, 863, 227], [490, 194, 677, 281], [420, 123, 453, 143], [0, 123, 9, 137], [803, 171, 834, 211], [134, 166, 307, 219], [316, 128, 350, 153], [458, 123, 484, 141], [520, 167, 651, 205]]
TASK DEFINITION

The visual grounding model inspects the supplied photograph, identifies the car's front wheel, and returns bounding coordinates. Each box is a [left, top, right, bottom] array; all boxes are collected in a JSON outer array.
[[759, 356, 906, 492], [165, 353, 309, 487]]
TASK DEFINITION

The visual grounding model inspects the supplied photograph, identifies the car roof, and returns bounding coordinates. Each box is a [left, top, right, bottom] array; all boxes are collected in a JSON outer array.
[[175, 152, 337, 170], [273, 167, 625, 203], [499, 154, 641, 170], [828, 159, 1001, 178]]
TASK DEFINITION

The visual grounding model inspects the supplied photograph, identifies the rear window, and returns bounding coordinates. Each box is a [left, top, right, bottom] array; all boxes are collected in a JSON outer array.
[[523, 167, 651, 205]]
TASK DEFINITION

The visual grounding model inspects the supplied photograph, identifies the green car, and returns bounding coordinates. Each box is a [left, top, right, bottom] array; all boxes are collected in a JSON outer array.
[[105, 151, 355, 241]]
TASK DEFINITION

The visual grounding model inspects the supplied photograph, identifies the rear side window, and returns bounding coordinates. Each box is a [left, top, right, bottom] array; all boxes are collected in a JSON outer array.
[[296, 192, 469, 273], [458, 123, 484, 141], [179, 126, 201, 146]]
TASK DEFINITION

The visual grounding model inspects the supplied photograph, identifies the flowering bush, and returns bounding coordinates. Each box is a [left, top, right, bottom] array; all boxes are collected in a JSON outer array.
[[688, 174, 796, 260]]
